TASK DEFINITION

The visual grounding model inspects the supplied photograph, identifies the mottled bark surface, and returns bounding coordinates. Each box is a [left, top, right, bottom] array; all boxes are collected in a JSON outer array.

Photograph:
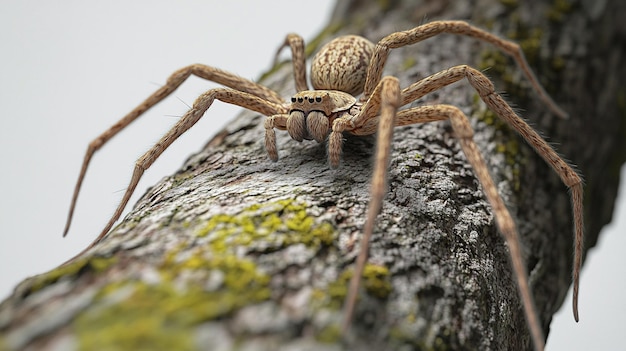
[[1, 1, 624, 350]]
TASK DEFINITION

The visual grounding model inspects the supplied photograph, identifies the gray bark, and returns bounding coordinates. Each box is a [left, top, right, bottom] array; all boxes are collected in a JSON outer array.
[[1, 0, 624, 350]]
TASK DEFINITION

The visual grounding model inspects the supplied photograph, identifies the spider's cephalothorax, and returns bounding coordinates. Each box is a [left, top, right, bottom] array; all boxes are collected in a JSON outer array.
[[286, 90, 356, 143], [64, 21, 584, 351]]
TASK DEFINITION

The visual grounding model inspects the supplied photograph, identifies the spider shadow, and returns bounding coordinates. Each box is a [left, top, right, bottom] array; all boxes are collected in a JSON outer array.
[[275, 132, 376, 169], [340, 133, 377, 166]]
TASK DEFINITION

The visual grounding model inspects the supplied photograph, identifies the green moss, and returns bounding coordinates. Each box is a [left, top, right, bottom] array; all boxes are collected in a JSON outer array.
[[478, 49, 518, 90], [389, 325, 454, 351], [118, 209, 151, 233], [25, 256, 117, 294], [303, 22, 344, 58], [326, 269, 351, 305], [376, 0, 393, 12], [315, 324, 342, 343], [161, 251, 271, 298], [517, 27, 543, 63], [551, 56, 566, 72], [431, 330, 454, 351], [472, 94, 525, 192], [473, 8, 569, 194], [308, 264, 392, 344], [362, 264, 392, 299], [402, 57, 417, 71], [257, 59, 285, 84], [478, 24, 546, 97], [195, 199, 335, 253], [75, 282, 197, 351], [547, 0, 573, 22], [312, 264, 391, 312], [72, 199, 333, 348], [477, 9, 564, 101], [499, 0, 519, 8], [310, 274, 345, 311], [74, 252, 270, 351]]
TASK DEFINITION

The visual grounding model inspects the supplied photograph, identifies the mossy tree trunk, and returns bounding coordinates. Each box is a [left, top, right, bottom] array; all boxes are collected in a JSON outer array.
[[1, 0, 624, 350]]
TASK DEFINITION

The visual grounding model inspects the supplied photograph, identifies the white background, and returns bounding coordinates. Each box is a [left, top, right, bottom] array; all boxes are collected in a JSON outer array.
[[1, 2, 624, 350]]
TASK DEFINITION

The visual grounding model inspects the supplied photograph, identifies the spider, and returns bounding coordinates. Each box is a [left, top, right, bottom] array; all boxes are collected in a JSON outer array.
[[63, 20, 583, 351]]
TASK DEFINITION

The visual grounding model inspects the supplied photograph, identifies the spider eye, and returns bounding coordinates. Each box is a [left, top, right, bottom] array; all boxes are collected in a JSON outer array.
[[291, 97, 296, 102], [315, 96, 322, 102], [308, 97, 315, 103], [297, 97, 304, 103]]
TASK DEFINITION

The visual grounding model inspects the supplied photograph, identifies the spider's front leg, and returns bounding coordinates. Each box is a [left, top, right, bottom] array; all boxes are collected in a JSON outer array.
[[63, 64, 284, 239], [333, 76, 402, 332], [264, 114, 289, 161], [70, 89, 285, 259]]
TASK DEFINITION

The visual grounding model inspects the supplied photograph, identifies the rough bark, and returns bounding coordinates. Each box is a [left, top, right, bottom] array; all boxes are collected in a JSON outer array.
[[1, 0, 624, 350]]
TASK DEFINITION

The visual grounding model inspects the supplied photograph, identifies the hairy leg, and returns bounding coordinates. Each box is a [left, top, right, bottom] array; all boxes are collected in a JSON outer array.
[[391, 104, 545, 351], [335, 76, 401, 333], [400, 65, 583, 322], [64, 64, 284, 237], [264, 114, 289, 161], [273, 33, 308, 92], [71, 88, 285, 258], [362, 20, 567, 119]]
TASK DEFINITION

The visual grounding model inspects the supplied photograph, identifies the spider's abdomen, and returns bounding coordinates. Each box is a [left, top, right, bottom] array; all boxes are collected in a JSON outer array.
[[310, 35, 375, 96]]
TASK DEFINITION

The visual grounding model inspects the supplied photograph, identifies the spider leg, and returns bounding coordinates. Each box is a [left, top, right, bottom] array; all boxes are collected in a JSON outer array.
[[335, 76, 401, 333], [63, 64, 283, 237], [72, 88, 285, 257], [445, 104, 545, 351], [362, 20, 567, 119], [273, 33, 309, 92], [464, 66, 584, 323], [264, 114, 289, 161], [392, 104, 545, 351], [402, 65, 584, 322]]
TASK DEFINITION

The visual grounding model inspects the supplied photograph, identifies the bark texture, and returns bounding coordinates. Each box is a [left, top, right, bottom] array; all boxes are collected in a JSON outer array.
[[1, 0, 625, 350]]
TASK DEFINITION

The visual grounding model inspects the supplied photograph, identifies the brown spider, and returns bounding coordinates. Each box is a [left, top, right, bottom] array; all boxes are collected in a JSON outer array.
[[63, 20, 583, 351]]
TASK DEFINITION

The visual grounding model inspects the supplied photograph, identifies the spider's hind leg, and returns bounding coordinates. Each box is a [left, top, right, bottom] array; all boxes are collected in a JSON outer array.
[[273, 33, 308, 92]]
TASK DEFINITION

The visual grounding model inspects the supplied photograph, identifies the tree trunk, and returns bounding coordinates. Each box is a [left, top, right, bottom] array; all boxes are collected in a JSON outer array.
[[1, 0, 624, 350]]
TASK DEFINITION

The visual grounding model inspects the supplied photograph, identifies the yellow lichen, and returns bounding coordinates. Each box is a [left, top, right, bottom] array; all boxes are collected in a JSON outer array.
[[312, 263, 392, 312], [547, 0, 573, 22], [499, 0, 519, 8], [74, 252, 271, 351], [70, 201, 334, 349], [472, 93, 525, 192], [25, 256, 117, 294], [315, 324, 342, 343], [362, 264, 392, 299], [402, 57, 417, 71], [195, 199, 335, 253]]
